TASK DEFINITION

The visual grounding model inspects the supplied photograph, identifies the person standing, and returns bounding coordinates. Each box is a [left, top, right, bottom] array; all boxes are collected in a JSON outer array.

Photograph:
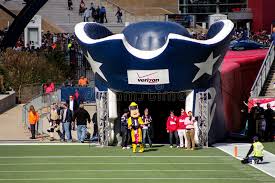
[[177, 108, 188, 148], [60, 103, 73, 142], [100, 6, 107, 23], [68, 0, 73, 10], [90, 3, 96, 22], [271, 27, 275, 46], [264, 103, 274, 141], [47, 104, 62, 141], [166, 110, 179, 148], [142, 108, 152, 148], [91, 112, 98, 140], [184, 111, 196, 150], [120, 109, 130, 149], [250, 102, 265, 136], [115, 7, 123, 23], [73, 104, 91, 143], [83, 8, 91, 22], [79, 0, 86, 16], [28, 105, 39, 139], [67, 95, 79, 130], [95, 6, 100, 22]]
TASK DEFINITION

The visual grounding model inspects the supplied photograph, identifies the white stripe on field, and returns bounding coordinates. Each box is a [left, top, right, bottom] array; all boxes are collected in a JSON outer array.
[[0, 177, 253, 181], [0, 143, 97, 146], [0, 155, 229, 159], [0, 162, 233, 165], [0, 169, 237, 173]]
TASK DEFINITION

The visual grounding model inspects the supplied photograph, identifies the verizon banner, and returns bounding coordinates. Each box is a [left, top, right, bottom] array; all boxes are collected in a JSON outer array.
[[248, 98, 275, 112], [127, 69, 170, 85]]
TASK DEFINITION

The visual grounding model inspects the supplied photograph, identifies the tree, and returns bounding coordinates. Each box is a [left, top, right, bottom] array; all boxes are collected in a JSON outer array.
[[0, 48, 68, 93]]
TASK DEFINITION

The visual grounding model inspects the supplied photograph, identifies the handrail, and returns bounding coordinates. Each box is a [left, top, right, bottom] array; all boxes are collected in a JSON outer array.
[[104, 0, 136, 16], [250, 42, 274, 97]]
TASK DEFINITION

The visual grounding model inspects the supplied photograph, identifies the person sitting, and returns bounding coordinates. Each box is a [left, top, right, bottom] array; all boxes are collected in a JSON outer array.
[[242, 136, 264, 164]]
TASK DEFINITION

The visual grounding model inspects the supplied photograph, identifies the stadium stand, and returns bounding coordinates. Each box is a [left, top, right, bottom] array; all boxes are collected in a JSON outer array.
[[0, 0, 172, 33]]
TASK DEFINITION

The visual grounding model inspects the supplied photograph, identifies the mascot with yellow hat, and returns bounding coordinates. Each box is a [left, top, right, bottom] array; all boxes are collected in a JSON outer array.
[[128, 102, 144, 153]]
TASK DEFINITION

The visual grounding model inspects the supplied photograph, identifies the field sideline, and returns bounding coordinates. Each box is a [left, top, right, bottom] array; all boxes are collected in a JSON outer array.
[[0, 145, 274, 183]]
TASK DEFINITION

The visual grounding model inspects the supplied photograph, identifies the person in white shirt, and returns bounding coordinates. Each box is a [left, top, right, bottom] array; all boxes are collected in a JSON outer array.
[[83, 8, 91, 22]]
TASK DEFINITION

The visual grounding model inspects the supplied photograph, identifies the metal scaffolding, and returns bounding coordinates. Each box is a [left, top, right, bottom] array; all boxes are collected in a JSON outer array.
[[96, 91, 110, 146], [196, 91, 209, 147]]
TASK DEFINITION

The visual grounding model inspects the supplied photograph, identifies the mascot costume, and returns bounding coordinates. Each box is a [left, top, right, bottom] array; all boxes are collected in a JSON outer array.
[[128, 102, 144, 153]]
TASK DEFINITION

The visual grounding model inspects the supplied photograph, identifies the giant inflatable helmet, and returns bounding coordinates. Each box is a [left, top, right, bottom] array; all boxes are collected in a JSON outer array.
[[75, 20, 234, 92], [74, 20, 234, 144]]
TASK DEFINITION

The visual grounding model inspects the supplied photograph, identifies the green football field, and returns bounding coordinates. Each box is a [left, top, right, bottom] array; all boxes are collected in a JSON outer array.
[[0, 145, 274, 183]]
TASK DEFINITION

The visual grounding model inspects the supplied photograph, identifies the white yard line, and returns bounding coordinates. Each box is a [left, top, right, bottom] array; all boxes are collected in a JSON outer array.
[[0, 162, 233, 165], [0, 143, 95, 146], [0, 177, 253, 181], [0, 155, 229, 159], [0, 169, 237, 173], [214, 143, 275, 178]]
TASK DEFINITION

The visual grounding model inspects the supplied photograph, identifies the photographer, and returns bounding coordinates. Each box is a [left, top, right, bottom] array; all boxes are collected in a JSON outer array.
[[47, 104, 62, 141]]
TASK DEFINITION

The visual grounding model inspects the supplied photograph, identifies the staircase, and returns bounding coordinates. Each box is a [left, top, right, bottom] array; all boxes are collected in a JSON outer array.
[[1, 0, 166, 33], [260, 61, 275, 96], [250, 43, 275, 97]]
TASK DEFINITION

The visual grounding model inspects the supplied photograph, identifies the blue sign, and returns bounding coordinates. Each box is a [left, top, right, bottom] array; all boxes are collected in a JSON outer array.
[[61, 87, 95, 103]]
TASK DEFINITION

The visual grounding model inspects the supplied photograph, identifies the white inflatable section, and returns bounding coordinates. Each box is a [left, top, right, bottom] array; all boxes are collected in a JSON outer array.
[[185, 90, 194, 113], [108, 89, 118, 119], [74, 20, 234, 60]]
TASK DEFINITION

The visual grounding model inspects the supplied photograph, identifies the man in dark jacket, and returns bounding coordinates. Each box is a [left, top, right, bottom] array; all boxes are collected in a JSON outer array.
[[73, 104, 91, 143], [60, 103, 73, 142], [120, 109, 130, 149], [264, 103, 274, 141], [67, 95, 79, 130]]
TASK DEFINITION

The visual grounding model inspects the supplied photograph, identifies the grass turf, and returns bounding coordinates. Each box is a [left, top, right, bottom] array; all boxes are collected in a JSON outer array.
[[0, 145, 274, 183], [263, 142, 275, 154]]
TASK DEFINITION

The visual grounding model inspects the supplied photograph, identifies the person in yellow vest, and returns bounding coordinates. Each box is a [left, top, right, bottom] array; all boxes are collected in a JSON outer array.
[[244, 136, 264, 164], [128, 102, 144, 153]]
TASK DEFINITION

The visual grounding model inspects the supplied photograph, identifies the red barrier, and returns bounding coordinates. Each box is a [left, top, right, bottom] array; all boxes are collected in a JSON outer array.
[[248, 98, 275, 112], [221, 49, 268, 132]]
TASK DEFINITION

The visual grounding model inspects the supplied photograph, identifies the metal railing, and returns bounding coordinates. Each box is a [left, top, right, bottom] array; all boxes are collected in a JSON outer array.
[[250, 42, 275, 98], [22, 90, 61, 136]]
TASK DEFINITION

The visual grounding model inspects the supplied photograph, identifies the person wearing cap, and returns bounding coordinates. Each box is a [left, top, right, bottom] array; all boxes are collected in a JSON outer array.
[[120, 109, 130, 149], [128, 102, 144, 153], [60, 103, 73, 142], [73, 104, 91, 143], [243, 136, 264, 164]]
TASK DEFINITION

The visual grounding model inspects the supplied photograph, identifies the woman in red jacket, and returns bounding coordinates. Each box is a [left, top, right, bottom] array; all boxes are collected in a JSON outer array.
[[177, 108, 188, 148], [166, 110, 179, 148]]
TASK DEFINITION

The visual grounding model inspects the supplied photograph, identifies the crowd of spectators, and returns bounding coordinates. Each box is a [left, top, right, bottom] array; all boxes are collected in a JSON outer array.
[[11, 31, 78, 52], [78, 1, 109, 23], [189, 27, 272, 46], [76, 0, 123, 24]]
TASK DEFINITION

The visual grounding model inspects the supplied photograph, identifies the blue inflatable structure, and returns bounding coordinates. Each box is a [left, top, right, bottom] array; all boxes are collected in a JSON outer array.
[[75, 20, 234, 145]]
